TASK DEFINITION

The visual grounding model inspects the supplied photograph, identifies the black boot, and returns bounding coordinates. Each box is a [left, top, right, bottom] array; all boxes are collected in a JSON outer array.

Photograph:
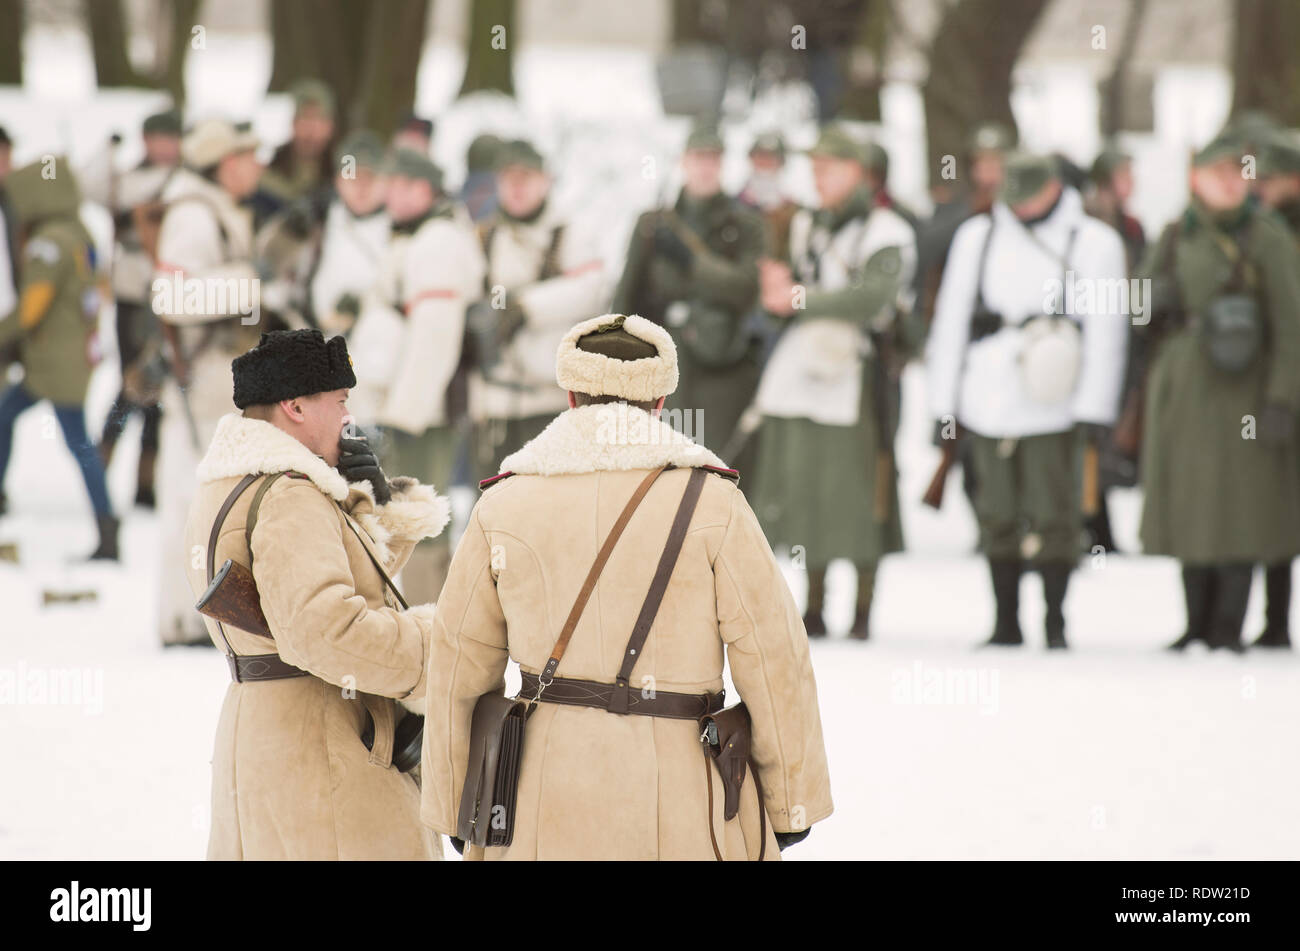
[[983, 559, 1023, 646], [0, 489, 6, 517], [803, 565, 827, 638], [134, 446, 158, 509], [849, 562, 875, 641], [1083, 497, 1119, 554], [86, 514, 119, 561], [1208, 564, 1251, 653], [1253, 561, 1292, 648], [1040, 561, 1072, 649], [1168, 565, 1214, 650]]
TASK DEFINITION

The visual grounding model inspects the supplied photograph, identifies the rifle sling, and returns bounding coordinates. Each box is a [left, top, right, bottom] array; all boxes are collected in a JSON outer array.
[[205, 473, 262, 657]]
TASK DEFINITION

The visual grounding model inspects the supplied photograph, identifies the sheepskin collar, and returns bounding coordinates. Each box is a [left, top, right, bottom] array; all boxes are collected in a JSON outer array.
[[499, 404, 725, 476], [196, 412, 352, 501]]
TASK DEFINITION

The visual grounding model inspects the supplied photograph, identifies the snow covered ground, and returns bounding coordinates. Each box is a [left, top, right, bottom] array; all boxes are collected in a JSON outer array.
[[2, 32, 1296, 861], [2, 358, 1296, 861]]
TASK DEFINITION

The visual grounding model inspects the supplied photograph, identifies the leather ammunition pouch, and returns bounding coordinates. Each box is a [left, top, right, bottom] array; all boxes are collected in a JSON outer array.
[[1199, 292, 1262, 374]]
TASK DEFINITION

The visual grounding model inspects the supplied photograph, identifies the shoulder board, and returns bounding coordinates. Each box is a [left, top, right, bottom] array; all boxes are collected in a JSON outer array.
[[478, 470, 516, 491], [285, 470, 310, 480], [701, 465, 740, 483]]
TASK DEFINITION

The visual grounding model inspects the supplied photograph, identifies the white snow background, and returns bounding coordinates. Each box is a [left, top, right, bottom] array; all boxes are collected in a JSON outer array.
[[0, 31, 1297, 861]]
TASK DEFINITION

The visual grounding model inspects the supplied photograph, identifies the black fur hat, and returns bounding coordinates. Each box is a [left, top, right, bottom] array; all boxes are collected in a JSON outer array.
[[231, 329, 356, 408]]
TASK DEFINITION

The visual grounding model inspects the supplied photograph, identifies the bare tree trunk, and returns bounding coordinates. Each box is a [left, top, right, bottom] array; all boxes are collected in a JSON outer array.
[[1099, 0, 1149, 137], [352, 0, 430, 136], [0, 0, 22, 85], [1231, 0, 1300, 126], [160, 0, 201, 105], [921, 0, 1048, 184], [458, 0, 515, 98], [86, 0, 148, 87]]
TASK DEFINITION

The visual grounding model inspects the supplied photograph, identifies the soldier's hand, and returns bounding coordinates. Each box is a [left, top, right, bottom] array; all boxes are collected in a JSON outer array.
[[775, 829, 810, 851], [654, 222, 693, 271], [337, 431, 392, 505], [1259, 403, 1296, 446]]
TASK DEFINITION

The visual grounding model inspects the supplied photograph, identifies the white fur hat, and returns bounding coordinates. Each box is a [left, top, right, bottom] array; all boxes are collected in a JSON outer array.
[[555, 313, 678, 401]]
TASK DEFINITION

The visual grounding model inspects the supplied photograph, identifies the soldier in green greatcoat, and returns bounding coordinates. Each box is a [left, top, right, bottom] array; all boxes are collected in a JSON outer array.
[[1249, 127, 1300, 648], [1135, 132, 1300, 652], [750, 125, 917, 640], [611, 125, 766, 473]]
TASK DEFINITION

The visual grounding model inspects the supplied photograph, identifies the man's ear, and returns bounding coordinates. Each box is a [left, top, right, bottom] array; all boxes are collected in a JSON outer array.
[[279, 397, 307, 423], [567, 391, 576, 409], [654, 395, 666, 415]]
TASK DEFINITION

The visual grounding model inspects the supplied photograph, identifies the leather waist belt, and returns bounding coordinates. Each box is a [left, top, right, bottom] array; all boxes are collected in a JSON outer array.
[[519, 670, 725, 720], [227, 652, 310, 683]]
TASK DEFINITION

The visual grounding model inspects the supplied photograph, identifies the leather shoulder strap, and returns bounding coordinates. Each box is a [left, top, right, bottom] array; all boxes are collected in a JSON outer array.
[[244, 471, 293, 558], [537, 465, 668, 685], [205, 473, 261, 656], [607, 467, 709, 713], [339, 507, 410, 611]]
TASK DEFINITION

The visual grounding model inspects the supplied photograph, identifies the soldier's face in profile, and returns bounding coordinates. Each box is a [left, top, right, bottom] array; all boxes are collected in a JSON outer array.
[[970, 152, 1004, 193], [1190, 158, 1250, 211], [296, 389, 351, 466]]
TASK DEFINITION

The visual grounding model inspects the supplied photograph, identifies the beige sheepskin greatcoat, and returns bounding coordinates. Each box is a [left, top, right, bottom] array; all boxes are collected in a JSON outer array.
[[183, 412, 452, 860], [420, 403, 834, 859]]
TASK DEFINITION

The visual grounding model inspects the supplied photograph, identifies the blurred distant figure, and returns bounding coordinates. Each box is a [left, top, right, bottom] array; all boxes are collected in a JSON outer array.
[[465, 138, 605, 481], [0, 125, 16, 371], [391, 113, 434, 155], [862, 139, 920, 235], [927, 153, 1128, 649], [84, 109, 184, 511], [1081, 144, 1147, 555], [356, 149, 482, 603], [460, 133, 503, 223], [1134, 132, 1300, 653], [255, 79, 337, 220], [0, 158, 117, 558], [612, 124, 766, 466], [739, 131, 798, 259], [154, 118, 264, 645], [1248, 127, 1300, 649], [310, 130, 390, 340], [752, 125, 916, 641]]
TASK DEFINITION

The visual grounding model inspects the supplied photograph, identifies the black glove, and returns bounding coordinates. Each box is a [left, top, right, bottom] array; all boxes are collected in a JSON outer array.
[[498, 298, 527, 342], [337, 432, 391, 505], [1259, 403, 1296, 447], [448, 835, 465, 855], [281, 199, 318, 239], [775, 828, 810, 852], [654, 222, 693, 271], [334, 292, 361, 318]]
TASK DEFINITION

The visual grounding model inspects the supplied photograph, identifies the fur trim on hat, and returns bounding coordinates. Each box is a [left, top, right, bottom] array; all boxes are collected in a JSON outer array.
[[499, 403, 724, 476], [554, 313, 678, 401]]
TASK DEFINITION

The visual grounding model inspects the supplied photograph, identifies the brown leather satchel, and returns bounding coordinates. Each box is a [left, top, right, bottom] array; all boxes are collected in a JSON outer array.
[[456, 464, 676, 848]]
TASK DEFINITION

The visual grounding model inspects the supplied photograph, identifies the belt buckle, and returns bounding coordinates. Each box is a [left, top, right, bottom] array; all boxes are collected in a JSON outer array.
[[226, 652, 241, 683]]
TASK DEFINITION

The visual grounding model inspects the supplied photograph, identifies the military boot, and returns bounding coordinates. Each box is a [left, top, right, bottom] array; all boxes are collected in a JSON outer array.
[[86, 514, 120, 562], [803, 565, 827, 638], [1207, 564, 1251, 654], [1252, 561, 1292, 649], [982, 559, 1023, 646], [1168, 565, 1214, 651], [134, 446, 158, 509], [1041, 562, 1071, 649], [849, 562, 875, 640]]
